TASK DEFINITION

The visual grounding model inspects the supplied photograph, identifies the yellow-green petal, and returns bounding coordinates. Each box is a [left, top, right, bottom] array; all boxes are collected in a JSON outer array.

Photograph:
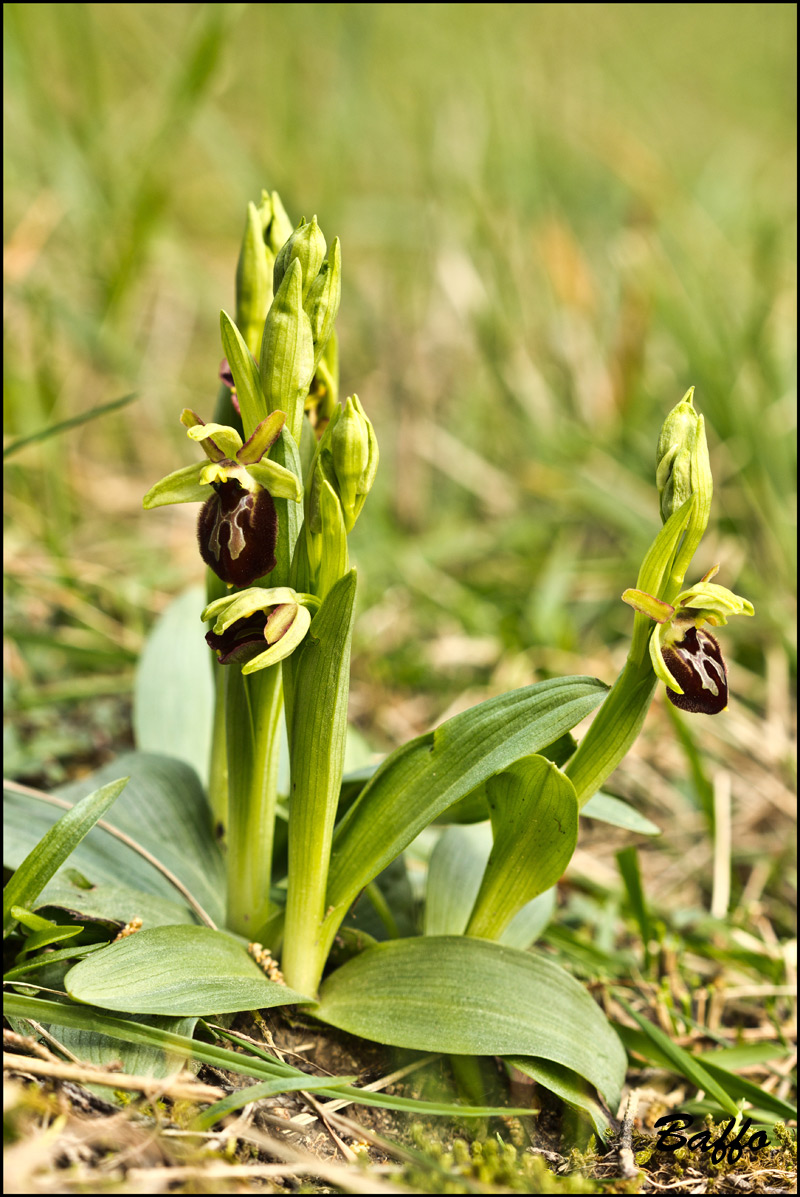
[[649, 625, 683, 694]]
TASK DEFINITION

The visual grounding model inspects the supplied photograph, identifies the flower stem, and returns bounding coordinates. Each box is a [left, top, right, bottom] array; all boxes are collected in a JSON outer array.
[[564, 651, 657, 809], [224, 663, 283, 937], [207, 665, 228, 834]]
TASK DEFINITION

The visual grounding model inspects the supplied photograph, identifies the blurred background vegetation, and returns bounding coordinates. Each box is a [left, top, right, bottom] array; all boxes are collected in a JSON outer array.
[[4, 3, 795, 788]]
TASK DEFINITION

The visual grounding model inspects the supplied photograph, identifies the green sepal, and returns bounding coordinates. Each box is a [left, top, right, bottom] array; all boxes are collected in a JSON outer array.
[[202, 586, 305, 632], [187, 421, 244, 459], [259, 259, 315, 444], [220, 309, 266, 439], [142, 463, 207, 509]]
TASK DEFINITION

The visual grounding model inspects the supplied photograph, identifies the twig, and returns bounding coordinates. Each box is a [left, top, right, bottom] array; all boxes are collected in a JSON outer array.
[[3, 1052, 224, 1102], [617, 1089, 639, 1180]]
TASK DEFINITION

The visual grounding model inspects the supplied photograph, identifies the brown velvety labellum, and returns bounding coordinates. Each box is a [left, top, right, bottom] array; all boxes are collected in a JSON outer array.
[[663, 625, 728, 714], [197, 479, 277, 587]]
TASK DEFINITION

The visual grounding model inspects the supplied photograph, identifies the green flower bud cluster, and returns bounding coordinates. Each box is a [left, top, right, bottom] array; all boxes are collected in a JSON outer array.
[[291, 394, 379, 599], [258, 215, 342, 444], [234, 192, 294, 355]]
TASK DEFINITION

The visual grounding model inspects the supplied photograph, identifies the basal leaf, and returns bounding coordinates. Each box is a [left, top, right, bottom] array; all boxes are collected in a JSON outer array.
[[466, 755, 577, 939], [315, 935, 626, 1109], [506, 1056, 612, 1140], [326, 677, 607, 940], [65, 925, 311, 1016], [424, 824, 556, 948], [3, 778, 128, 935], [52, 754, 222, 923], [424, 824, 490, 937], [133, 588, 214, 787]]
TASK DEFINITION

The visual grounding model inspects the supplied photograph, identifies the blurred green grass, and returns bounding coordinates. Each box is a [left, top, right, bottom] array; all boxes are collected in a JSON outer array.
[[3, 3, 796, 745]]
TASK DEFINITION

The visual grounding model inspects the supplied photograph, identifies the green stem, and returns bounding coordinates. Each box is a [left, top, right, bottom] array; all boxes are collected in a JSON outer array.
[[564, 651, 657, 809], [207, 665, 228, 834], [225, 664, 283, 937]]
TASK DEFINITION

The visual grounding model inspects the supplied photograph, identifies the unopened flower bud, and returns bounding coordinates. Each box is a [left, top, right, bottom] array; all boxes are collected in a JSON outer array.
[[656, 387, 711, 525], [236, 201, 273, 356], [273, 216, 327, 303], [259, 259, 315, 443], [327, 396, 379, 533], [262, 190, 293, 255], [304, 238, 341, 371]]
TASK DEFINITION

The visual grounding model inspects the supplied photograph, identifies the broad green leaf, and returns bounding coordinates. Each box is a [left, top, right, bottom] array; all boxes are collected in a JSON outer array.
[[506, 1057, 612, 1140], [315, 936, 626, 1109], [4, 756, 224, 925], [37, 876, 198, 929], [3, 778, 128, 935], [424, 825, 555, 948], [55, 1015, 200, 1100], [5, 996, 533, 1120], [614, 997, 738, 1116], [467, 756, 577, 940], [424, 825, 490, 936], [582, 791, 661, 836], [134, 588, 214, 787], [65, 925, 311, 1015], [326, 677, 608, 936]]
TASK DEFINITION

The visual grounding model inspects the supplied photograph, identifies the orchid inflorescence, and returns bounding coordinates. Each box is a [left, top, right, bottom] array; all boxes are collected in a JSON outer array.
[[141, 194, 753, 1006]]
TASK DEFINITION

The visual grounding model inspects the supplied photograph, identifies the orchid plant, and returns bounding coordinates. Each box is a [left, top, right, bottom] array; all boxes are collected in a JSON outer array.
[[3, 193, 754, 1134]]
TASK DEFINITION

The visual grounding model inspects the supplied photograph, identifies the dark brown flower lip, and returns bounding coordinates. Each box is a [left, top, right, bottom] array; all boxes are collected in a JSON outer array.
[[197, 479, 277, 588], [663, 625, 728, 715], [205, 611, 268, 665]]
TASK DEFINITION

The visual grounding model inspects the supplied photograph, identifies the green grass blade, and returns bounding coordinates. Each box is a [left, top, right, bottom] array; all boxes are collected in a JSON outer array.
[[615, 996, 739, 1116], [2, 393, 137, 459]]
